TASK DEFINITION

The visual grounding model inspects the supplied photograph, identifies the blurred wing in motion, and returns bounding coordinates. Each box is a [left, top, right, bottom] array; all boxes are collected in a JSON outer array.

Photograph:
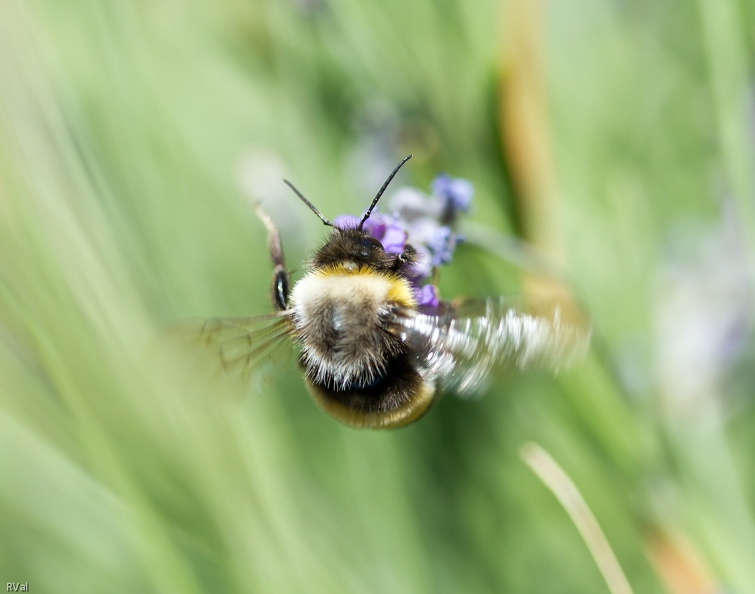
[[393, 297, 590, 395], [163, 312, 296, 383]]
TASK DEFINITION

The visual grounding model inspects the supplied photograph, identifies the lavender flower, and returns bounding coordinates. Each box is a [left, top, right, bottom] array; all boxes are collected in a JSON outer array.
[[334, 173, 473, 308], [388, 187, 442, 221], [413, 284, 440, 309], [333, 214, 360, 229], [431, 174, 474, 223], [407, 218, 457, 266], [364, 214, 406, 254]]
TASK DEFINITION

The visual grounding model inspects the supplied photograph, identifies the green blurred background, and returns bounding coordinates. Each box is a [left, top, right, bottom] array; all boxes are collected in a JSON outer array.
[[2, 0, 755, 592]]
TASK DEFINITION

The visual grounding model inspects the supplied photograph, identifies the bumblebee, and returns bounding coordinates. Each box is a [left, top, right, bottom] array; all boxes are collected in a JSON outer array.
[[195, 156, 588, 429]]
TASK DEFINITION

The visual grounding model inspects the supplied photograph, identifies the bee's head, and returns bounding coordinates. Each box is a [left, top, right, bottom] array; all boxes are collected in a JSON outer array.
[[311, 226, 394, 271], [282, 154, 413, 272]]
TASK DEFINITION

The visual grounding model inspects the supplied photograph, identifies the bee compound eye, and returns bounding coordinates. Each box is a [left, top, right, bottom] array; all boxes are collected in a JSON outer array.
[[362, 237, 382, 249], [358, 237, 383, 256]]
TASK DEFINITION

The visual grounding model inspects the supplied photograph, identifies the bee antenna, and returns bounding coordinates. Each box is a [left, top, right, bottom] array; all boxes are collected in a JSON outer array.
[[283, 179, 334, 227], [359, 154, 412, 229]]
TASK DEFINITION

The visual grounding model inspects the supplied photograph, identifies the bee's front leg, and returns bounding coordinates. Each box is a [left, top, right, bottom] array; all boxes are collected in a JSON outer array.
[[392, 244, 417, 273], [254, 204, 290, 311]]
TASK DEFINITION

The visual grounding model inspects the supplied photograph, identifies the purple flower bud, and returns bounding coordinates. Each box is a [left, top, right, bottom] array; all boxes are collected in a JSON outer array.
[[404, 218, 456, 267], [381, 225, 407, 254], [331, 173, 472, 308], [388, 187, 442, 221], [426, 226, 456, 266], [362, 216, 385, 238], [333, 214, 360, 229], [363, 212, 407, 254], [413, 284, 440, 308], [431, 174, 473, 216]]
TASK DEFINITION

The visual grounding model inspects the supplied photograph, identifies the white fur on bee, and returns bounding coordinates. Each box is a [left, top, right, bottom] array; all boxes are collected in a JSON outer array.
[[290, 265, 415, 389]]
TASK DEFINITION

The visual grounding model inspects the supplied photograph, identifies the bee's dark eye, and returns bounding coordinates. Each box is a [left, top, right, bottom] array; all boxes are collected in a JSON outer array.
[[362, 237, 382, 249], [358, 237, 383, 256]]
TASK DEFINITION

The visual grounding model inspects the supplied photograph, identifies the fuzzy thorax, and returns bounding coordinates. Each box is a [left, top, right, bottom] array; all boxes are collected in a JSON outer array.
[[290, 264, 415, 389]]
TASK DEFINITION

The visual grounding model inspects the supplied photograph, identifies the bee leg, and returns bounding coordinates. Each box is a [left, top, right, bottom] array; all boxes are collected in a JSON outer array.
[[255, 204, 290, 311], [392, 244, 417, 273]]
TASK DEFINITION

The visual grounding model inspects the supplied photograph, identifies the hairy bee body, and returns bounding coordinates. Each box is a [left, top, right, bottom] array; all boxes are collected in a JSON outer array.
[[290, 263, 437, 428], [190, 156, 589, 430], [291, 265, 414, 388]]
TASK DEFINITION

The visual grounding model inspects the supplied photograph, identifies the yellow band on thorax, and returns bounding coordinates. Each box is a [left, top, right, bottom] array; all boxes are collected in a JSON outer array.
[[313, 263, 416, 308]]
